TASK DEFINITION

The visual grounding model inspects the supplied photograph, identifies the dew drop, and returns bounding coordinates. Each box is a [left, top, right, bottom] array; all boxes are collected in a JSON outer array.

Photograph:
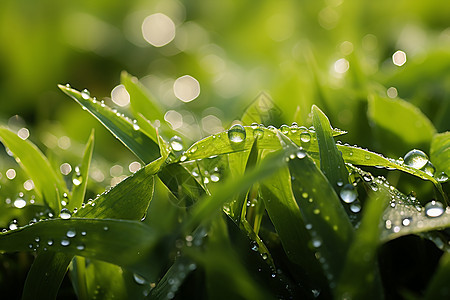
[[60, 208, 72, 219], [133, 123, 140, 131], [76, 243, 85, 251], [425, 201, 444, 218], [350, 203, 361, 213], [312, 237, 322, 248], [253, 127, 264, 139], [228, 124, 246, 144], [436, 172, 448, 182], [210, 173, 220, 182], [81, 89, 91, 100], [61, 239, 70, 246], [103, 226, 109, 231], [296, 150, 306, 159], [402, 217, 412, 226], [133, 273, 146, 285], [66, 229, 76, 238], [250, 122, 258, 129], [250, 241, 259, 251], [421, 161, 436, 176], [47, 239, 54, 246], [300, 131, 311, 143], [404, 149, 429, 169], [339, 184, 357, 203], [170, 136, 183, 152], [280, 124, 289, 134]]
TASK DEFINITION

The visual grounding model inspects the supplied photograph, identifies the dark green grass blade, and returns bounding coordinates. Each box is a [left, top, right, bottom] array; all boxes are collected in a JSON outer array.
[[22, 252, 73, 300], [0, 218, 159, 279], [0, 127, 66, 213], [285, 140, 354, 287], [259, 166, 323, 282], [423, 252, 450, 300], [312, 105, 350, 190], [68, 130, 94, 212], [430, 131, 450, 176], [335, 177, 390, 299], [58, 84, 160, 164]]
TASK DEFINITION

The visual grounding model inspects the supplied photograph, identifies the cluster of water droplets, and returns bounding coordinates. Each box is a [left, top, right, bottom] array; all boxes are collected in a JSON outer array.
[[398, 149, 447, 182], [26, 227, 87, 252]]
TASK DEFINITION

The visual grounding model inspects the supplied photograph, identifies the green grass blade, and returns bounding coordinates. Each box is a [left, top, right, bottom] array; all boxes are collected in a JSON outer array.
[[285, 140, 354, 288], [75, 157, 163, 220], [335, 177, 390, 299], [22, 252, 73, 300], [259, 166, 324, 283], [368, 94, 436, 152], [0, 127, 66, 213], [423, 252, 450, 300], [68, 130, 94, 212], [0, 218, 159, 279], [312, 105, 350, 190], [84, 260, 128, 300], [121, 71, 177, 139], [430, 131, 450, 176], [58, 84, 160, 164]]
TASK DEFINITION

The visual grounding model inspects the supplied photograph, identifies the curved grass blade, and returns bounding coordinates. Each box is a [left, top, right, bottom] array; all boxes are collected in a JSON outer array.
[[68, 130, 94, 212], [430, 131, 450, 176], [22, 252, 73, 300], [423, 252, 450, 300], [58, 84, 160, 164], [284, 139, 354, 288], [0, 127, 66, 213], [0, 218, 159, 279], [312, 105, 351, 190]]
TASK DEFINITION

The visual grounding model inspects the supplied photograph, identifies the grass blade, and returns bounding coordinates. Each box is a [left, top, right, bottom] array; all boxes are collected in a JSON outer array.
[[430, 131, 450, 176], [0, 127, 66, 213], [58, 84, 160, 164], [22, 252, 73, 300], [423, 252, 450, 300], [68, 130, 94, 212]]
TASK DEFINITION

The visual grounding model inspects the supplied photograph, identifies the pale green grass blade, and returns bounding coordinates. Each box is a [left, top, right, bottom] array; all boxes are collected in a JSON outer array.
[[430, 131, 450, 176], [423, 252, 450, 300], [22, 252, 73, 300], [0, 218, 159, 279], [284, 138, 354, 288], [368, 94, 436, 151], [58, 84, 160, 164], [68, 130, 94, 212], [0, 127, 66, 213], [312, 105, 350, 190]]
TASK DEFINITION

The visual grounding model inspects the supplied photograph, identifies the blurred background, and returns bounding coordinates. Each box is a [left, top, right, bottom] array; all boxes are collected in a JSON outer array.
[[0, 0, 449, 201]]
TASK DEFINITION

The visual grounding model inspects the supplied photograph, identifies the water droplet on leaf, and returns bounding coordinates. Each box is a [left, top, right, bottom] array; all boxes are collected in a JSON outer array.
[[81, 89, 91, 100], [60, 208, 72, 219], [340, 184, 357, 203], [425, 201, 444, 218], [66, 230, 76, 238], [300, 131, 311, 143], [228, 124, 246, 144], [404, 149, 429, 169], [170, 136, 183, 151]]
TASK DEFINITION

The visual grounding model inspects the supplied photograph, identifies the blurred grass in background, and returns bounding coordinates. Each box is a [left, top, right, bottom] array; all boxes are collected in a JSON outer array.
[[0, 0, 449, 195]]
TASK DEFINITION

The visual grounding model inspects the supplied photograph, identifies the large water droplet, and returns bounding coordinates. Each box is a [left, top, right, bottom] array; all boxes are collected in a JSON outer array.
[[339, 184, 357, 203], [60, 208, 72, 219], [300, 131, 311, 143], [280, 124, 289, 134], [228, 124, 246, 144], [66, 229, 76, 238], [425, 201, 444, 218], [421, 161, 435, 176], [61, 239, 70, 246], [81, 89, 91, 100], [170, 136, 183, 152], [403, 149, 429, 169]]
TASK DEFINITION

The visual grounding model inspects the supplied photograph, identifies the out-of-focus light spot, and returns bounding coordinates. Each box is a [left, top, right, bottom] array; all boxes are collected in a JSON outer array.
[[334, 58, 349, 74], [174, 21, 208, 52], [387, 87, 398, 98], [110, 165, 123, 177], [111, 84, 130, 107], [266, 14, 294, 42], [60, 163, 72, 175], [164, 110, 183, 130], [129, 161, 141, 173], [142, 13, 176, 47], [6, 169, 16, 180], [173, 75, 200, 102], [8, 115, 26, 131], [362, 34, 378, 51], [58, 136, 71, 150], [340, 41, 353, 55], [318, 7, 339, 30], [91, 169, 105, 182], [17, 128, 30, 140], [23, 179, 34, 191], [201, 115, 223, 135], [13, 198, 26, 209], [392, 50, 407, 66]]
